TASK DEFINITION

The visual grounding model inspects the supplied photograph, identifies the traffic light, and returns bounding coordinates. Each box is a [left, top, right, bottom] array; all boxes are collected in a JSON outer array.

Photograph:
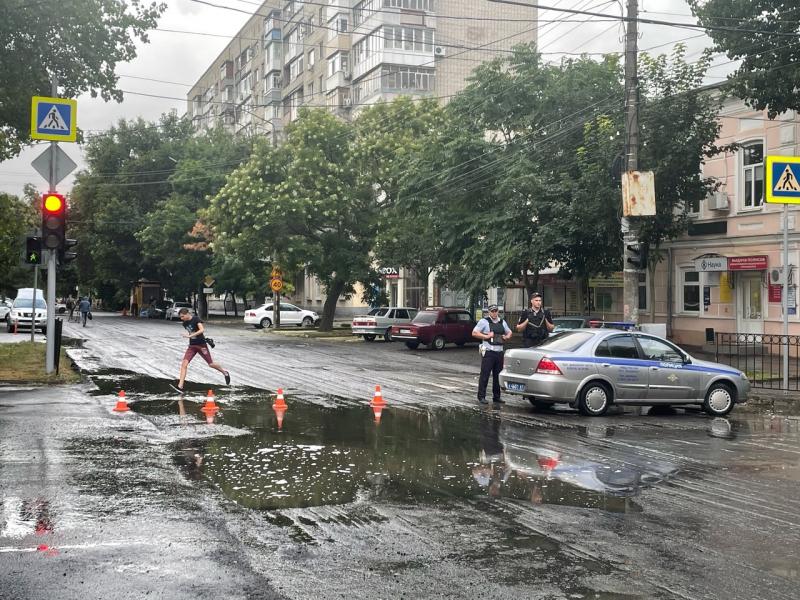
[[41, 192, 66, 250], [59, 238, 78, 265], [25, 236, 42, 265], [626, 243, 648, 270]]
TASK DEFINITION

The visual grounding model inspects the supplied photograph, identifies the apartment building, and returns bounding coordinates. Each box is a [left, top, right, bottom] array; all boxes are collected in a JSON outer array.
[[187, 0, 537, 315]]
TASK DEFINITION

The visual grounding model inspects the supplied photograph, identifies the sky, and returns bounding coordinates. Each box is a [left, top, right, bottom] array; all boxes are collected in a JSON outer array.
[[0, 0, 726, 197]]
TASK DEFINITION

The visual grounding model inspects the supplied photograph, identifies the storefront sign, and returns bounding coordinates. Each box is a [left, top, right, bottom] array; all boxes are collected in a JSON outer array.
[[378, 266, 399, 279], [589, 272, 623, 288], [728, 255, 768, 271], [694, 257, 728, 272], [769, 284, 782, 303]]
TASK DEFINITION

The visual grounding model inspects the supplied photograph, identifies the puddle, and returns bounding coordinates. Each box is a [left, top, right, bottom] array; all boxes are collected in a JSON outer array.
[[117, 382, 681, 513]]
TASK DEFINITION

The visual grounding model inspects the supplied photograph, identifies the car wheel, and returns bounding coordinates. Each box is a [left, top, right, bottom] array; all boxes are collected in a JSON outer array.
[[363, 334, 376, 342], [578, 381, 611, 416], [384, 329, 392, 342], [260, 317, 272, 329], [302, 316, 314, 327], [405, 341, 420, 350], [431, 335, 446, 350], [703, 382, 735, 417]]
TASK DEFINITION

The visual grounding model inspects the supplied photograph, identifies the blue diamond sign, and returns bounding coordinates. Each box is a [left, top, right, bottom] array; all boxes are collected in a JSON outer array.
[[30, 96, 77, 142], [766, 155, 800, 204]]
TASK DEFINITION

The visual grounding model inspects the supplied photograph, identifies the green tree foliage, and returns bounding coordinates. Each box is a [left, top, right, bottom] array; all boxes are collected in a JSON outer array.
[[208, 109, 374, 330], [0, 187, 37, 296], [0, 0, 165, 161], [689, 0, 800, 118]]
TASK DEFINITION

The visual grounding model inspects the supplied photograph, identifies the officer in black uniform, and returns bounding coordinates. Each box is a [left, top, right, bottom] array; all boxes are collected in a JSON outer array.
[[472, 304, 513, 404], [516, 292, 554, 347]]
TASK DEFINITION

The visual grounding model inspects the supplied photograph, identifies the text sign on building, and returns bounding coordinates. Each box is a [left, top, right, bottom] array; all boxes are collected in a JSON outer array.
[[378, 266, 399, 279], [766, 156, 800, 204], [30, 96, 77, 142], [728, 255, 768, 271], [694, 257, 728, 272]]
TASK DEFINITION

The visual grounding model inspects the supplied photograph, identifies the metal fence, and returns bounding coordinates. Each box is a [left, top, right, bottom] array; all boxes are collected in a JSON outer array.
[[715, 333, 800, 390]]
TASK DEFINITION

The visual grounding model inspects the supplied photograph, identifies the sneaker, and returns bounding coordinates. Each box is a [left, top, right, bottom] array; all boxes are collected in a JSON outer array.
[[224, 371, 231, 385]]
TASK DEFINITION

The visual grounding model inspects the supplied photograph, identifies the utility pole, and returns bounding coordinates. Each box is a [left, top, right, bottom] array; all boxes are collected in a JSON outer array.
[[621, 0, 640, 326]]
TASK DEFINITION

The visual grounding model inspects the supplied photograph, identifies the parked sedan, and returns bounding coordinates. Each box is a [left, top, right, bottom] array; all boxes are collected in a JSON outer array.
[[165, 301, 194, 321], [244, 302, 319, 329], [351, 307, 417, 342], [0, 300, 11, 323], [499, 329, 750, 417], [390, 307, 475, 350]]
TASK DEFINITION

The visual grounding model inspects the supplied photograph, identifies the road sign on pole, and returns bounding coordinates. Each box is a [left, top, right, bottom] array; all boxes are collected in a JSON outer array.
[[31, 145, 77, 185], [31, 96, 77, 142], [270, 278, 283, 292]]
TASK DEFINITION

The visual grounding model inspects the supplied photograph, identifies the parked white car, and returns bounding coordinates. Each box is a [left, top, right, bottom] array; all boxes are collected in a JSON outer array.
[[244, 302, 319, 329], [6, 296, 47, 333], [165, 301, 195, 321], [351, 307, 418, 342], [0, 299, 11, 323]]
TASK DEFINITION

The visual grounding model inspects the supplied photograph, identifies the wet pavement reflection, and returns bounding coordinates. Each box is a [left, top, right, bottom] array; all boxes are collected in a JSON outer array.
[[130, 387, 687, 513]]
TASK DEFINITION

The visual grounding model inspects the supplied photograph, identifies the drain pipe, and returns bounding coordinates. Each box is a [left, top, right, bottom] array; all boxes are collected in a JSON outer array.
[[667, 247, 674, 338]]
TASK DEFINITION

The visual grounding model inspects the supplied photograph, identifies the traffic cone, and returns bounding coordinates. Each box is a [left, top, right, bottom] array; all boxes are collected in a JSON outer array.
[[201, 389, 219, 413], [273, 405, 287, 430], [272, 388, 287, 409], [113, 390, 130, 412], [370, 384, 386, 407], [13, 320, 18, 335]]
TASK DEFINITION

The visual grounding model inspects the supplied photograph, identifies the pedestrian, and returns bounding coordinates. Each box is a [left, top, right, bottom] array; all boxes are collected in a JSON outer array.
[[66, 295, 75, 322], [516, 292, 554, 348], [173, 308, 230, 394], [472, 304, 512, 405], [78, 297, 91, 327]]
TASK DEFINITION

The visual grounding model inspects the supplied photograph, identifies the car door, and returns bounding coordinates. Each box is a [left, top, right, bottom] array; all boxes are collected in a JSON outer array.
[[280, 303, 301, 324], [456, 311, 475, 343], [634, 335, 699, 401], [593, 334, 649, 400]]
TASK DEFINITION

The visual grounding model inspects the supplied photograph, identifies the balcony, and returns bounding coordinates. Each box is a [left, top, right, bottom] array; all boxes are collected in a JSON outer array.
[[326, 69, 350, 91]]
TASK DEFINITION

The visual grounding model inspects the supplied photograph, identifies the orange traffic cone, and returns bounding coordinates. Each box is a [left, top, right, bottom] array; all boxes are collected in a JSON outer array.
[[273, 405, 287, 430], [272, 388, 287, 409], [113, 390, 130, 412], [201, 389, 219, 413], [370, 385, 386, 407], [13, 320, 18, 335]]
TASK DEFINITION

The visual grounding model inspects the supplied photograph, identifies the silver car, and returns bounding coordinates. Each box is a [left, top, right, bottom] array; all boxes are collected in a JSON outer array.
[[499, 329, 750, 417]]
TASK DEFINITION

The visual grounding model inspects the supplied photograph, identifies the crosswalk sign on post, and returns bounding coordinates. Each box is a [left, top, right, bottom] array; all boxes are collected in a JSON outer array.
[[766, 156, 800, 204], [30, 96, 77, 142]]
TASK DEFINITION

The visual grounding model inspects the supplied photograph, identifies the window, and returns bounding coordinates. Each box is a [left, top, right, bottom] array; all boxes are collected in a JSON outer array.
[[636, 336, 684, 363], [595, 335, 639, 359], [742, 141, 764, 209], [383, 26, 434, 52], [308, 49, 315, 69], [681, 270, 700, 313], [395, 309, 409, 319]]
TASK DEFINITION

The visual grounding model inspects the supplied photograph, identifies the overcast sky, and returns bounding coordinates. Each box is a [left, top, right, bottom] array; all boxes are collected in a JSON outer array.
[[0, 0, 725, 197]]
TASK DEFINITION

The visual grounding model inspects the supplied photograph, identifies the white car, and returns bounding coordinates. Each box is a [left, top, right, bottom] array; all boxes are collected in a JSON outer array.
[[244, 302, 319, 329], [0, 300, 11, 323], [165, 301, 195, 321], [6, 297, 47, 333]]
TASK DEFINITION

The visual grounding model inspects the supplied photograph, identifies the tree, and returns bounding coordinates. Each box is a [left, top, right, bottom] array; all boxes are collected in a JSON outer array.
[[0, 187, 37, 296], [0, 0, 165, 161], [689, 0, 800, 118], [208, 110, 375, 330]]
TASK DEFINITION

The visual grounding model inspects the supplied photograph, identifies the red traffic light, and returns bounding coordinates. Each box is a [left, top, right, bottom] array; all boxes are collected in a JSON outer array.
[[43, 193, 65, 213], [41, 192, 66, 250]]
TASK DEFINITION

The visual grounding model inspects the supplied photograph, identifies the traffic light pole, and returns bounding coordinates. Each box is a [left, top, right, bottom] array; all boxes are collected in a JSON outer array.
[[45, 75, 58, 374]]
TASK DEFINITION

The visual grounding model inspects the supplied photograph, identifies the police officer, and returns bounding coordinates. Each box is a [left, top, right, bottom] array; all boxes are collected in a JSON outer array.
[[472, 304, 512, 405], [516, 292, 554, 347]]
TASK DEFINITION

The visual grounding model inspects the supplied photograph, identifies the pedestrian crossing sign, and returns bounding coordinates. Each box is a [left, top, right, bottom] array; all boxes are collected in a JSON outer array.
[[766, 156, 800, 204], [30, 96, 77, 142]]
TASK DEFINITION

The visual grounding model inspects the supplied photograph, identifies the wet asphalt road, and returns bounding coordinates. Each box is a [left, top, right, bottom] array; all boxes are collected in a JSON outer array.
[[2, 313, 800, 599]]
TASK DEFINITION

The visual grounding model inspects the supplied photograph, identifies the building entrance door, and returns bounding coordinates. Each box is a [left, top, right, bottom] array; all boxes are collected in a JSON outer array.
[[736, 274, 764, 335]]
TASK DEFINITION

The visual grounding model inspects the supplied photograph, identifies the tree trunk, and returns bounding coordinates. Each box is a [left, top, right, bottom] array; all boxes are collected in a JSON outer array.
[[231, 292, 239, 317], [222, 291, 229, 317], [319, 279, 345, 331]]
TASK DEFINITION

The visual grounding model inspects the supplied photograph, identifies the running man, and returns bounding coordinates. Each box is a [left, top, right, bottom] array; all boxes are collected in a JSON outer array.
[[174, 308, 230, 393]]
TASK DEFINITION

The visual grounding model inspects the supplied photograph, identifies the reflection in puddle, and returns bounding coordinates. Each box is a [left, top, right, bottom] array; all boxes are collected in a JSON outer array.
[[131, 390, 682, 513]]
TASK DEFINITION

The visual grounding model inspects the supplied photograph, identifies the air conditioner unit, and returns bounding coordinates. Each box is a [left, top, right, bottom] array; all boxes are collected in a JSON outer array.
[[343, 97, 352, 107], [706, 191, 729, 210], [343, 71, 351, 80], [434, 46, 446, 57], [769, 267, 785, 285]]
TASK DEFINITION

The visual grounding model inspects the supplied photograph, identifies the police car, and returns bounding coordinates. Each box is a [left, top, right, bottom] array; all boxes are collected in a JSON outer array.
[[499, 329, 750, 416]]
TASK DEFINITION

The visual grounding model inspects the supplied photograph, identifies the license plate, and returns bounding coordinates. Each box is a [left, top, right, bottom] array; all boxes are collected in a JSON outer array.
[[507, 382, 525, 392], [400, 329, 411, 334]]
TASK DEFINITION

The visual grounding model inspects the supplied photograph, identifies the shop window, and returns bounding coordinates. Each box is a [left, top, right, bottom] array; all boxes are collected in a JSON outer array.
[[681, 270, 700, 313]]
